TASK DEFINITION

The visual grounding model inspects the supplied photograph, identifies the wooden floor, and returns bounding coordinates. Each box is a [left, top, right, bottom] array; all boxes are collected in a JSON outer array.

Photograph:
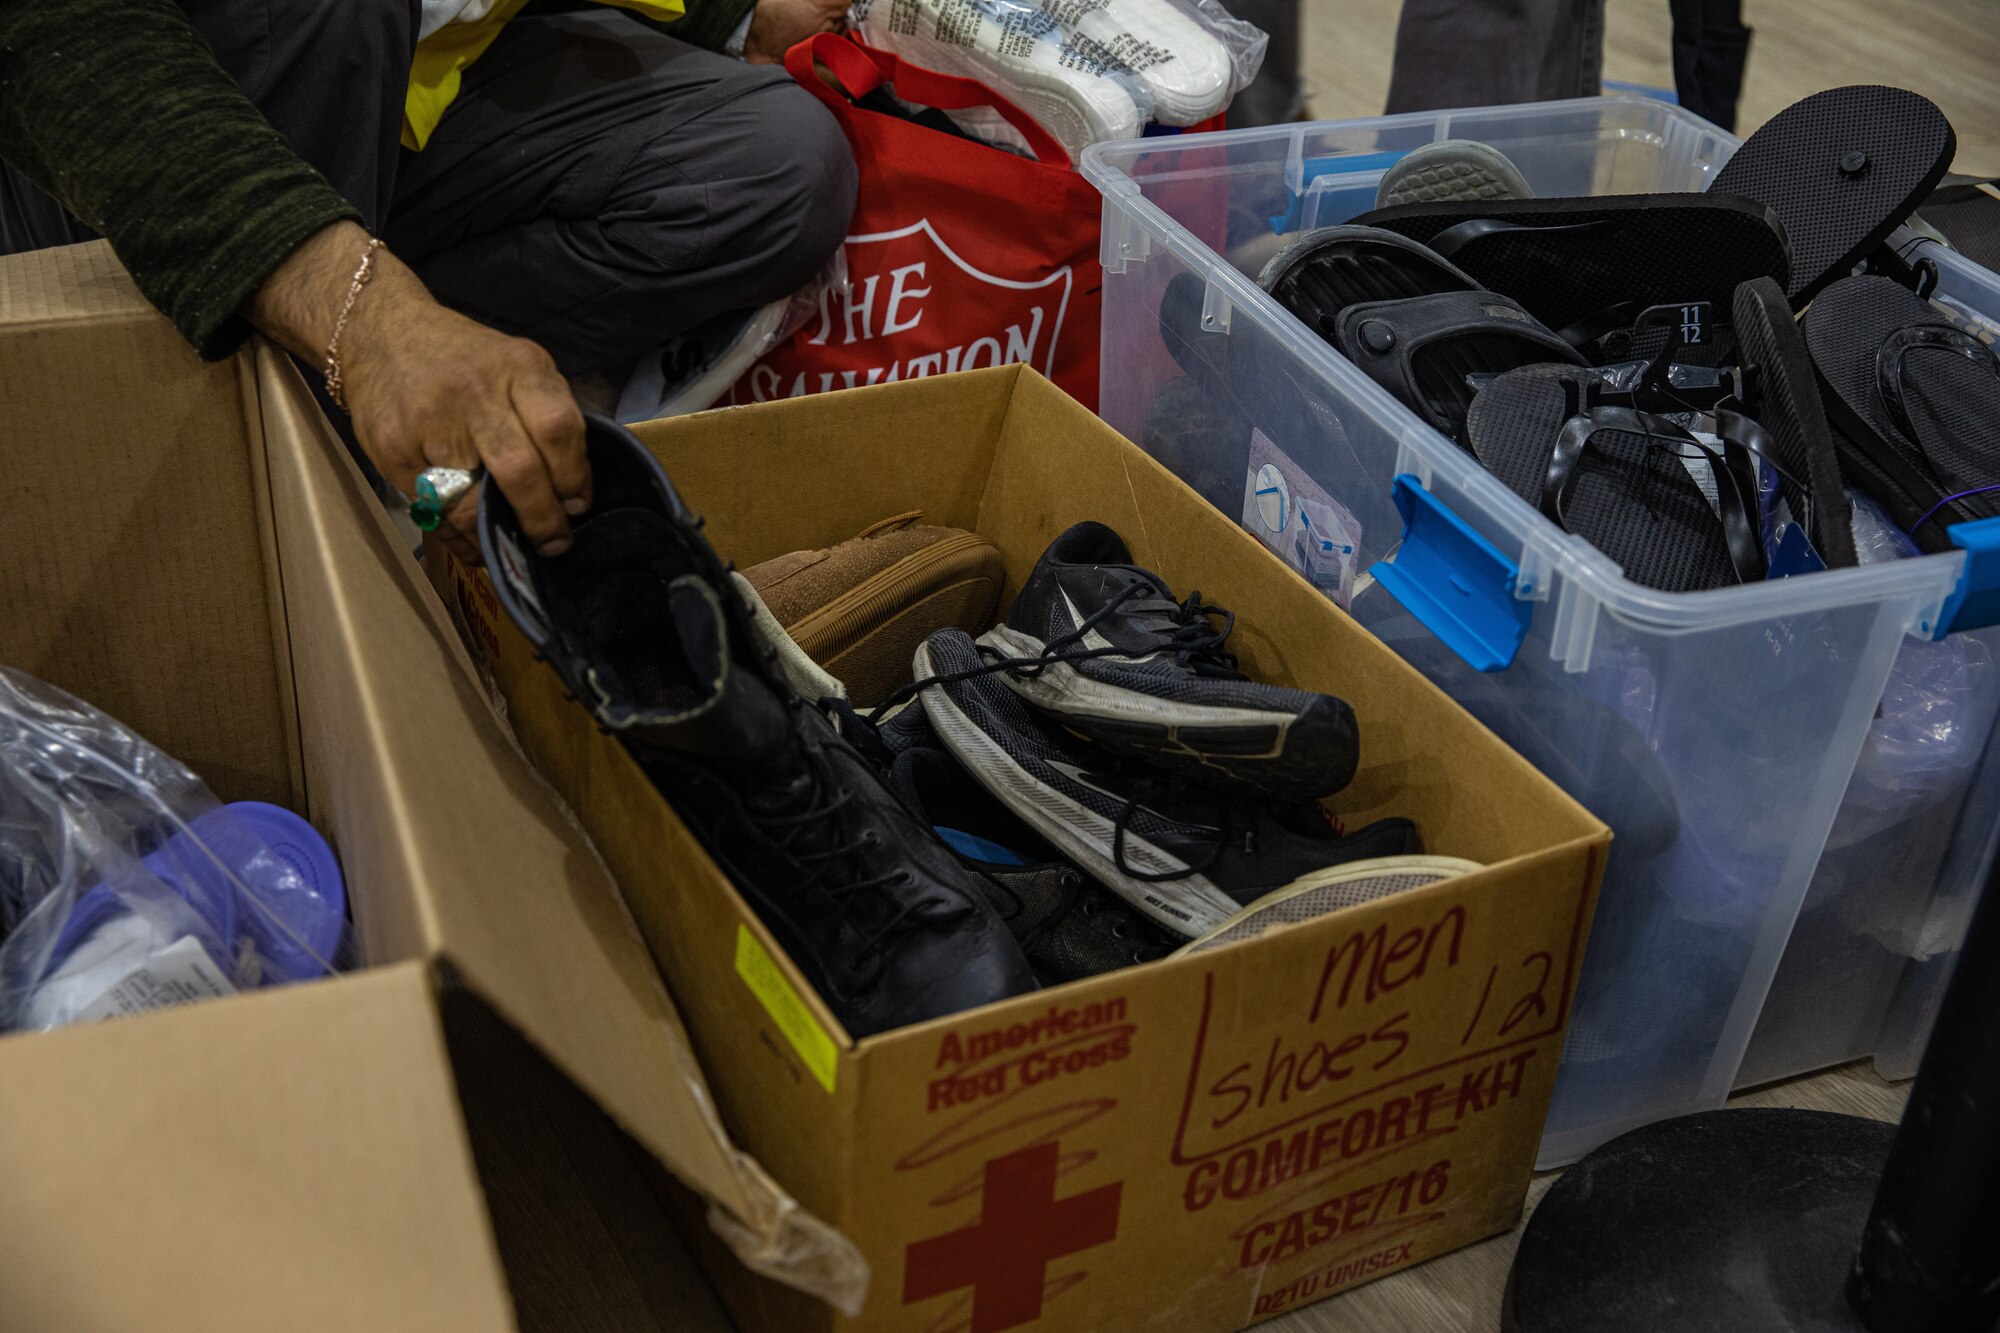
[[1299, 0, 2000, 176]]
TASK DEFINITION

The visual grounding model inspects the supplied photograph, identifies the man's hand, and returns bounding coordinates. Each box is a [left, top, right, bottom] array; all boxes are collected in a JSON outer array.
[[743, 0, 850, 64], [246, 221, 588, 565]]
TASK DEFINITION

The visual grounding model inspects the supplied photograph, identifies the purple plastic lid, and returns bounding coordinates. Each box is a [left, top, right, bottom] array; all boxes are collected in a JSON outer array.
[[43, 802, 346, 985]]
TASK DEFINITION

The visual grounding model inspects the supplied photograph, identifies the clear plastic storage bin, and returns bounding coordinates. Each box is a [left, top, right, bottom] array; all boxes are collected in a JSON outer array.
[[1083, 98, 2000, 1166]]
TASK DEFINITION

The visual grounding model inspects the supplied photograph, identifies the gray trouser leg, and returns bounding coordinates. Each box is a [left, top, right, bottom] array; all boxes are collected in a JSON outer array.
[[1384, 0, 1606, 114], [385, 10, 859, 375], [1225, 0, 1303, 128]]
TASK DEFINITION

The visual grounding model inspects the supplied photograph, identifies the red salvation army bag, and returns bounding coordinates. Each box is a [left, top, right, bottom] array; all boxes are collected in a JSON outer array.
[[724, 34, 1107, 410]]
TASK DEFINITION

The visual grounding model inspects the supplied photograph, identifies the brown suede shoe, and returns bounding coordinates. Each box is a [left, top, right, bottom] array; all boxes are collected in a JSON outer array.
[[742, 513, 1005, 707]]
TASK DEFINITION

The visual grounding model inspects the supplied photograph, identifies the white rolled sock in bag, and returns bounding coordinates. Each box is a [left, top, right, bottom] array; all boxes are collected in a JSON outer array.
[[852, 0, 1148, 155], [1029, 0, 1233, 125]]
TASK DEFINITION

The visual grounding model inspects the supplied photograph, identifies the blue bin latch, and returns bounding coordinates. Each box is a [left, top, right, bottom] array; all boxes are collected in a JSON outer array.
[[1369, 474, 1532, 672], [1933, 517, 2000, 640]]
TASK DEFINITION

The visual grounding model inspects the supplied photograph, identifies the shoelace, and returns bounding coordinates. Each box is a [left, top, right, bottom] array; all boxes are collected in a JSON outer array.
[[861, 582, 1282, 888], [870, 580, 1243, 718], [1012, 869, 1178, 967], [661, 701, 955, 989], [1107, 767, 1249, 884]]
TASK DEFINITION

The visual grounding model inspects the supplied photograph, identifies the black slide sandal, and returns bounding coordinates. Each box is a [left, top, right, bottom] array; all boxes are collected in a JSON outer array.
[[1465, 366, 1761, 593], [1330, 288, 1585, 441], [1256, 224, 1479, 341], [1730, 276, 1858, 567], [1712, 86, 1957, 308], [1351, 194, 1792, 349], [1806, 274, 2000, 552]]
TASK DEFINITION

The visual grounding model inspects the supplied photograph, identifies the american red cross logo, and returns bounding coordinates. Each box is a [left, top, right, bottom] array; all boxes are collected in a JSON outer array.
[[902, 1142, 1122, 1333]]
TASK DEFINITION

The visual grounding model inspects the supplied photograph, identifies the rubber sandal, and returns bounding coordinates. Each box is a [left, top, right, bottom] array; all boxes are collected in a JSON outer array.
[[1376, 139, 1534, 210], [1257, 224, 1479, 343], [1465, 366, 1762, 592], [1729, 276, 1858, 567], [1712, 85, 1957, 308], [1331, 288, 1585, 441], [1805, 274, 2000, 551], [1351, 194, 1792, 353]]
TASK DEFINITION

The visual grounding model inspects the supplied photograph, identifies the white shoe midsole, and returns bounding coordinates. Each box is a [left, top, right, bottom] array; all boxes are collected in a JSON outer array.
[[916, 640, 1241, 938], [979, 624, 1292, 759]]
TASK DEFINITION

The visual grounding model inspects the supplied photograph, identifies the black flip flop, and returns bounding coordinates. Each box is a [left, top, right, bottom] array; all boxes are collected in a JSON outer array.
[[1806, 274, 2000, 552], [1730, 276, 1858, 567], [1712, 85, 1957, 308], [1331, 288, 1584, 441], [1351, 194, 1792, 352], [1465, 365, 1763, 593]]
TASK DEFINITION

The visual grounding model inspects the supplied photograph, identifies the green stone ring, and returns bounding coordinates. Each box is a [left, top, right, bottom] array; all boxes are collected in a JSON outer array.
[[409, 466, 484, 531]]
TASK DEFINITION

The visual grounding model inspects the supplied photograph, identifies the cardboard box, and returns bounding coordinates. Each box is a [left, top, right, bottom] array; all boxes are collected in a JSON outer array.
[[436, 366, 1611, 1331], [0, 242, 853, 1331]]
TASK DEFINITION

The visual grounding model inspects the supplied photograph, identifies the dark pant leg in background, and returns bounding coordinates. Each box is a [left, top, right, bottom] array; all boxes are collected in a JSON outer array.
[[1226, 0, 1304, 127], [384, 10, 858, 376], [1385, 0, 1606, 114], [1669, 0, 1751, 132]]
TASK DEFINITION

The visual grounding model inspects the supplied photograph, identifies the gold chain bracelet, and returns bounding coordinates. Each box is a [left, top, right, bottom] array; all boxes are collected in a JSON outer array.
[[323, 238, 385, 412]]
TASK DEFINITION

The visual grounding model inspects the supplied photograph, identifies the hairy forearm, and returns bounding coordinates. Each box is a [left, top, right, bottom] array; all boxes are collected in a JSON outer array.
[[0, 0, 358, 357]]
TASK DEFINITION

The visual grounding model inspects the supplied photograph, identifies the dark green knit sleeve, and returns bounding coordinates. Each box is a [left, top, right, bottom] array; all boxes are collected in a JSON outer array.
[[0, 0, 360, 358]]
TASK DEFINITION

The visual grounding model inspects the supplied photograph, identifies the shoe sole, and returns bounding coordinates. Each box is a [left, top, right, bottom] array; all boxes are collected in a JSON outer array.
[[788, 532, 1004, 708], [1171, 855, 1483, 957], [1376, 140, 1534, 210], [916, 638, 1242, 939], [978, 623, 1357, 798]]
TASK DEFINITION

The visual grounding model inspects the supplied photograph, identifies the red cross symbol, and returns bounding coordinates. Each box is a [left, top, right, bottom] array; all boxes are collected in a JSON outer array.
[[903, 1142, 1122, 1333]]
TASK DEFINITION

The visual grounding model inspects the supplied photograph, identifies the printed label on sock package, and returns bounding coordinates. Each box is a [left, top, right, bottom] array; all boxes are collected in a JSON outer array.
[[735, 923, 839, 1094], [1243, 430, 1363, 609], [77, 935, 237, 1023]]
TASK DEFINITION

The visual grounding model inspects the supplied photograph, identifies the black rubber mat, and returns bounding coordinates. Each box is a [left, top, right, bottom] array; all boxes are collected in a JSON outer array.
[[1256, 224, 1477, 344], [1353, 194, 1791, 346], [1466, 365, 1742, 592], [1713, 85, 1956, 307], [1731, 276, 1858, 567], [1806, 274, 2000, 551]]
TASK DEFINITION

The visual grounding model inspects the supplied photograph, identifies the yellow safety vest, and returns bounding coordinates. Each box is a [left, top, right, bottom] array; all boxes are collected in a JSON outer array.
[[404, 0, 687, 149]]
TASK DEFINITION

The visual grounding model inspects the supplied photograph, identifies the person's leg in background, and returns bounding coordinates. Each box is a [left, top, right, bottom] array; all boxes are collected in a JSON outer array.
[[1385, 0, 1606, 113], [1669, 0, 1751, 132], [1224, 0, 1304, 128], [383, 8, 857, 378]]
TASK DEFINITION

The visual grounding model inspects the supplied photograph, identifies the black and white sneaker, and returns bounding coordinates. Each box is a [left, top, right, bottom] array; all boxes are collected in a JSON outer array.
[[976, 522, 1359, 800], [479, 416, 1038, 1038], [886, 734, 1180, 984], [917, 630, 1419, 939]]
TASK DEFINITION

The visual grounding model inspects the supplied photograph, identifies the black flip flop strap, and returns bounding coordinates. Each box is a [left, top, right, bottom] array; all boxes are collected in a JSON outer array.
[[1426, 216, 1607, 260], [1713, 403, 1813, 539], [1877, 324, 2000, 457], [1545, 399, 1766, 585], [1555, 301, 1641, 351]]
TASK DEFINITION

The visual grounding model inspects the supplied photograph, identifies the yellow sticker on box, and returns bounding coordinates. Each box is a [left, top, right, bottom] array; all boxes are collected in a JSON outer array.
[[734, 924, 838, 1094]]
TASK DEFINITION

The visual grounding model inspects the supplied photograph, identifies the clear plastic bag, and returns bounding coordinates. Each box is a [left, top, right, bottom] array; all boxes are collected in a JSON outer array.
[[848, 0, 1266, 159], [0, 669, 349, 1031], [616, 251, 848, 423]]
